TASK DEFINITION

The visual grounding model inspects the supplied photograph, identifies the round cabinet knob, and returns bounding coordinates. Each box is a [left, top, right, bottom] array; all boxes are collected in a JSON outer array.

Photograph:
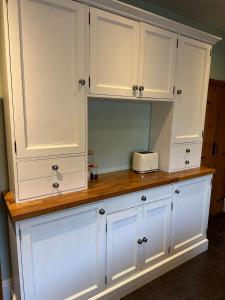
[[185, 160, 190, 165], [79, 79, 86, 86], [139, 86, 144, 92], [142, 237, 148, 243], [186, 149, 191, 153], [132, 85, 138, 91], [137, 239, 143, 245], [175, 189, 180, 194], [141, 195, 147, 201], [52, 182, 59, 189], [52, 165, 59, 171], [177, 89, 182, 94], [99, 208, 105, 215]]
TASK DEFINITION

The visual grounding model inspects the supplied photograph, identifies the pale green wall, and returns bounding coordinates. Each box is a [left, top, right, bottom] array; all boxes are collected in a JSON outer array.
[[1, 0, 225, 283]]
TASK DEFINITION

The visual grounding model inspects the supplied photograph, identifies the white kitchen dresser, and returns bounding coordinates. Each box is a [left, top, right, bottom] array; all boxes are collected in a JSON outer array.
[[6, 168, 214, 300]]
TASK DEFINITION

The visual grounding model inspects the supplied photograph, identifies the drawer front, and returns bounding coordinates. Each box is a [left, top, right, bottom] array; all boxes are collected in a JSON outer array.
[[17, 156, 86, 181], [171, 143, 202, 171], [19, 172, 86, 200], [105, 185, 172, 214]]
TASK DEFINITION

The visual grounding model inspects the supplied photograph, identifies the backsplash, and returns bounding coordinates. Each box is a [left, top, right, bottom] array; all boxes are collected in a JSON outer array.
[[88, 99, 151, 174]]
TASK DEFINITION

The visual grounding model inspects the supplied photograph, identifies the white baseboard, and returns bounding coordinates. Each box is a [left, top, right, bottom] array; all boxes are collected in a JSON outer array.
[[2, 278, 12, 300]]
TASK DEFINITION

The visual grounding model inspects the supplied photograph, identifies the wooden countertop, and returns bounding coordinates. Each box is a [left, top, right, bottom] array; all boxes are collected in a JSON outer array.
[[4, 167, 215, 222]]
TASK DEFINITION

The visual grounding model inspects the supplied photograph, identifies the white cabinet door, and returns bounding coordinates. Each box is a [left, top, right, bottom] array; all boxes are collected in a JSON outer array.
[[8, 0, 88, 158], [170, 176, 212, 254], [173, 36, 211, 143], [20, 203, 106, 300], [106, 206, 142, 286], [138, 23, 177, 99], [142, 197, 172, 267], [90, 7, 139, 97]]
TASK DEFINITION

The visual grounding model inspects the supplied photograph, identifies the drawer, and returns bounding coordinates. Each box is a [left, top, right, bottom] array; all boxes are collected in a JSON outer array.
[[105, 184, 172, 214], [18, 172, 86, 200], [171, 143, 202, 171], [17, 156, 86, 181]]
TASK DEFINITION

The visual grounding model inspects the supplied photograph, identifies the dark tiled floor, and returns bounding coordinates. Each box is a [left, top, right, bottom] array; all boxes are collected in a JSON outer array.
[[123, 213, 225, 300]]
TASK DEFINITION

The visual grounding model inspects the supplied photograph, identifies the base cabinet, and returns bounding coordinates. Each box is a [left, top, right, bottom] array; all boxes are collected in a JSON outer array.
[[170, 176, 212, 254], [19, 203, 106, 300], [11, 176, 212, 300]]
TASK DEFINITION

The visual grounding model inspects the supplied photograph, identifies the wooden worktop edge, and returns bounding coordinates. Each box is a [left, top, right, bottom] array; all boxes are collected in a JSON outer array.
[[4, 167, 215, 223]]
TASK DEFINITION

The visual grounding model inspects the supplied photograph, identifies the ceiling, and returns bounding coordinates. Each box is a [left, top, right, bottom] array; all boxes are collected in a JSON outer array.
[[146, 0, 225, 31]]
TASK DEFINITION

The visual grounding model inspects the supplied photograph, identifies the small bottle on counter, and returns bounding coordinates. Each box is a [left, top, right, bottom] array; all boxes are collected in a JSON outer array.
[[90, 164, 99, 180]]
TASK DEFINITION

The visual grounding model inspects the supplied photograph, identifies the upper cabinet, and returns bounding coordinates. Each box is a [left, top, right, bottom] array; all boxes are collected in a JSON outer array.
[[138, 23, 177, 99], [90, 8, 178, 100], [173, 36, 211, 144], [90, 7, 139, 97], [8, 0, 88, 158]]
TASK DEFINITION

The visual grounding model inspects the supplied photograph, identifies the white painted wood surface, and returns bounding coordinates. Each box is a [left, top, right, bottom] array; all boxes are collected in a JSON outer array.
[[90, 7, 139, 97], [138, 23, 177, 99], [170, 176, 212, 254], [19, 202, 106, 300], [106, 206, 142, 286], [8, 0, 88, 158], [173, 36, 211, 144], [142, 197, 172, 267]]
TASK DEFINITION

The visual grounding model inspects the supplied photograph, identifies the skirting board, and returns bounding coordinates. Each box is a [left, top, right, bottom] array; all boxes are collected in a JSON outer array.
[[2, 278, 12, 300], [90, 239, 208, 300]]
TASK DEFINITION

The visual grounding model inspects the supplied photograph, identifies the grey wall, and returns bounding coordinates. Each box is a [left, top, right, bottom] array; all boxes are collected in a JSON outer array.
[[1, 0, 225, 284]]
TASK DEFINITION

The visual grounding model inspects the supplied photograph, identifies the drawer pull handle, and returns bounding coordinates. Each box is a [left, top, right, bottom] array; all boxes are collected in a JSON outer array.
[[132, 85, 138, 91], [79, 79, 86, 86], [142, 237, 148, 243], [185, 160, 190, 164], [139, 85, 144, 92], [137, 239, 143, 245], [52, 165, 59, 171], [186, 149, 191, 153], [99, 208, 105, 215], [52, 182, 59, 189], [141, 195, 147, 201], [175, 189, 180, 194], [177, 89, 182, 94]]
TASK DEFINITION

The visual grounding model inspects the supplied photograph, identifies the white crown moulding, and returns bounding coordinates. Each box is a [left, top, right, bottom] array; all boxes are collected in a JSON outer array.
[[80, 0, 221, 45]]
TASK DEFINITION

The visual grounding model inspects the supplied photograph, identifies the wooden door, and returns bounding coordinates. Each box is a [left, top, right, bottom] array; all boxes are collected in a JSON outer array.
[[106, 206, 142, 286], [142, 198, 172, 268], [173, 36, 211, 143], [202, 79, 225, 214], [170, 176, 211, 254], [8, 0, 88, 158], [90, 7, 139, 97], [138, 23, 177, 99], [20, 203, 106, 300]]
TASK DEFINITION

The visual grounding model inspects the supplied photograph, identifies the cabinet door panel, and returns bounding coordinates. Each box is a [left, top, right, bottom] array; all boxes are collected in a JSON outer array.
[[138, 23, 177, 99], [90, 7, 139, 97], [173, 37, 211, 143], [170, 176, 211, 254], [142, 198, 172, 267], [20, 203, 106, 300], [106, 206, 142, 286], [8, 0, 87, 158]]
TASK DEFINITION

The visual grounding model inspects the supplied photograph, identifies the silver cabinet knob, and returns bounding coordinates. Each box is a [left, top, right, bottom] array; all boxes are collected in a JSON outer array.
[[141, 195, 147, 201], [52, 165, 59, 171], [137, 239, 143, 245], [79, 79, 86, 86], [132, 85, 138, 91], [185, 160, 190, 165], [186, 149, 191, 153], [142, 237, 148, 243], [175, 189, 180, 194], [99, 208, 105, 215], [177, 89, 182, 94], [52, 182, 59, 189], [139, 86, 144, 92]]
